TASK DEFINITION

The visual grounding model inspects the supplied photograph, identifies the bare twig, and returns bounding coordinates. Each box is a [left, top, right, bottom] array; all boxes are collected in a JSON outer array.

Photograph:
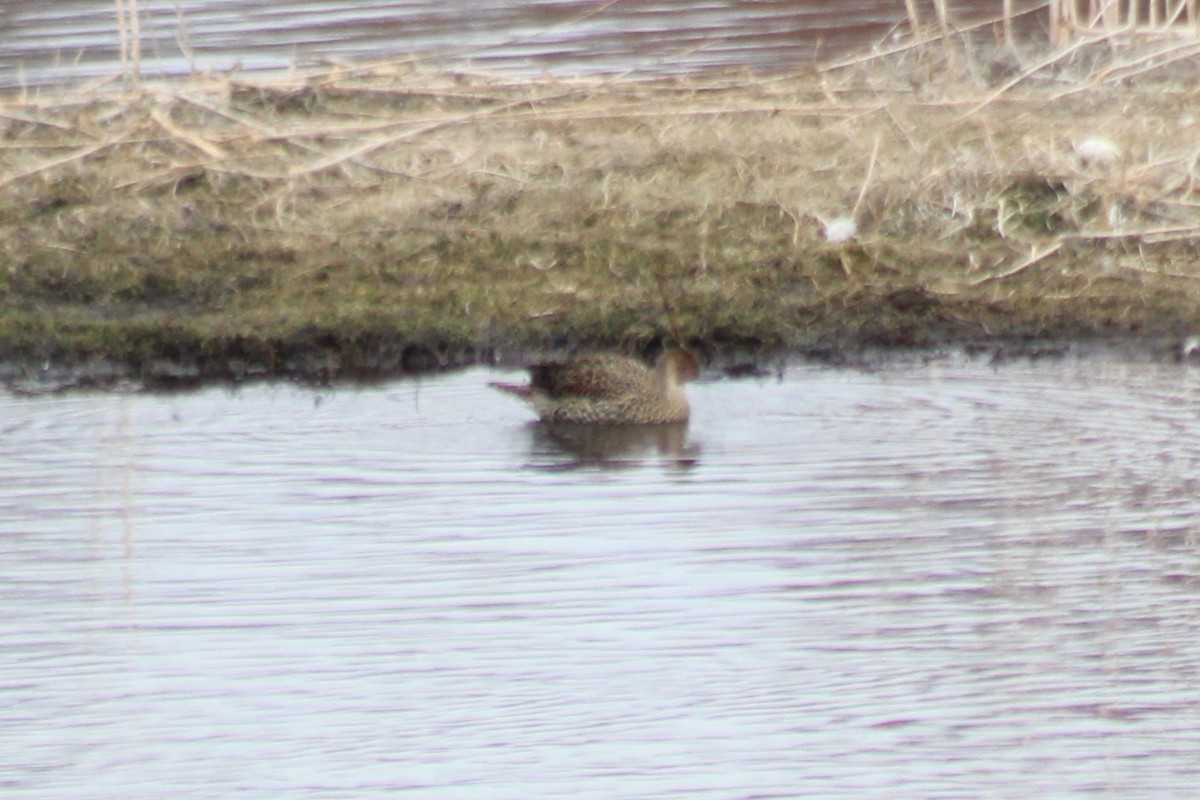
[[0, 110, 86, 134], [286, 89, 588, 178], [149, 107, 227, 159], [820, 2, 1052, 73], [959, 34, 1102, 120], [968, 243, 1062, 287], [1065, 225, 1200, 243], [852, 134, 881, 218], [0, 140, 122, 190], [1088, 39, 1200, 86]]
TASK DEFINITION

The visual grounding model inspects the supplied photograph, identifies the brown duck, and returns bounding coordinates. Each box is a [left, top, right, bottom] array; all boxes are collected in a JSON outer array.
[[490, 347, 701, 424]]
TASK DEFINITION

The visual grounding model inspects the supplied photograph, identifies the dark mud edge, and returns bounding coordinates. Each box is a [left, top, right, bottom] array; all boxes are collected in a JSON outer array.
[[2, 331, 1194, 397]]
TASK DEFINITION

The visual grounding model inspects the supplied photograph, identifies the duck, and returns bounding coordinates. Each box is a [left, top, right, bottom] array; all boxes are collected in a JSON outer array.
[[490, 346, 701, 424]]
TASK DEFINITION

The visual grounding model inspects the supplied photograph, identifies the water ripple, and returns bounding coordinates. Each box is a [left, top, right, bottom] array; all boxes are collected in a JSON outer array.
[[4, 0, 971, 89], [3, 355, 1200, 797]]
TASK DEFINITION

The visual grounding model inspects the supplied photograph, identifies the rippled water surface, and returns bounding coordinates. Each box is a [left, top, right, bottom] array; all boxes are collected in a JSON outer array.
[[1, 0, 1034, 89], [4, 354, 1200, 798]]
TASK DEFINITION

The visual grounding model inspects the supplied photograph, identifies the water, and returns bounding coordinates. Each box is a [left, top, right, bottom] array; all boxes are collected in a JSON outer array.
[[4, 354, 1200, 798], [0, 0, 1035, 90]]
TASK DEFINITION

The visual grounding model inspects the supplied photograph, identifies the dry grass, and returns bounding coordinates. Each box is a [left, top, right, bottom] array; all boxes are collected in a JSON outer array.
[[4, 32, 1200, 385], [1050, 0, 1200, 41]]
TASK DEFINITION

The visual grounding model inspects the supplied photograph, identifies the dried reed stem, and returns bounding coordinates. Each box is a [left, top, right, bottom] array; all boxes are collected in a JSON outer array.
[[1052, 0, 1200, 35], [968, 243, 1062, 287], [933, 0, 953, 55], [1067, 224, 1200, 242], [822, 3, 1050, 73], [903, 0, 922, 34], [115, 0, 129, 74], [851, 135, 881, 218], [288, 89, 585, 178], [114, 0, 142, 87], [129, 0, 141, 87], [149, 107, 227, 159], [959, 34, 1099, 120], [0, 141, 121, 190], [1089, 38, 1200, 83]]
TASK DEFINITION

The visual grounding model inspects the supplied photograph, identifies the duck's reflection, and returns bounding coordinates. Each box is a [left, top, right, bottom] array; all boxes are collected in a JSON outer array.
[[527, 421, 701, 471]]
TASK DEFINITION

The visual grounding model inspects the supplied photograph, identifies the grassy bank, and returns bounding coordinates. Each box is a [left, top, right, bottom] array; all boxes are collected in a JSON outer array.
[[4, 37, 1200, 387]]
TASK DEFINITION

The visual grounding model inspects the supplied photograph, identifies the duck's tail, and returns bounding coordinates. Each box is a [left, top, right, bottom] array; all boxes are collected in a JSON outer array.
[[488, 381, 534, 399]]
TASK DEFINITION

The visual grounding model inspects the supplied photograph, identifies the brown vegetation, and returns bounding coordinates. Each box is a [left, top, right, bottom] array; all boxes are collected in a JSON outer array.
[[4, 31, 1200, 387]]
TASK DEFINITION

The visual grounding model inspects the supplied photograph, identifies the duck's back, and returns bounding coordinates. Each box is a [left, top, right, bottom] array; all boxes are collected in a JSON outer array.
[[491, 351, 690, 424], [529, 354, 652, 400]]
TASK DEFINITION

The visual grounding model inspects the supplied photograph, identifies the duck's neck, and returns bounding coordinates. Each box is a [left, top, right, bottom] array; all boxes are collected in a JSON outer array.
[[654, 357, 682, 394]]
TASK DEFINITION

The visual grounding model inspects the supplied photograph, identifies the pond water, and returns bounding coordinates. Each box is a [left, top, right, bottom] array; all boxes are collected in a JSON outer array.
[[1, 0, 1041, 90], [4, 353, 1200, 798]]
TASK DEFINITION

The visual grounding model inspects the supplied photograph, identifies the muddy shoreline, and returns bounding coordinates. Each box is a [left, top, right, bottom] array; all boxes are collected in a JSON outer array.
[[3, 333, 1191, 397], [5, 41, 1200, 394]]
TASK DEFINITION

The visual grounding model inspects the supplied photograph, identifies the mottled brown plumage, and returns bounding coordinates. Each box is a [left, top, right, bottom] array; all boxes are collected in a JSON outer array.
[[490, 347, 700, 424]]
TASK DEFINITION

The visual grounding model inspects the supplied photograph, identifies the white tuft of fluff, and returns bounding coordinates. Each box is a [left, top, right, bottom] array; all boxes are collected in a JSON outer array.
[[823, 215, 858, 243], [1075, 136, 1121, 168]]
